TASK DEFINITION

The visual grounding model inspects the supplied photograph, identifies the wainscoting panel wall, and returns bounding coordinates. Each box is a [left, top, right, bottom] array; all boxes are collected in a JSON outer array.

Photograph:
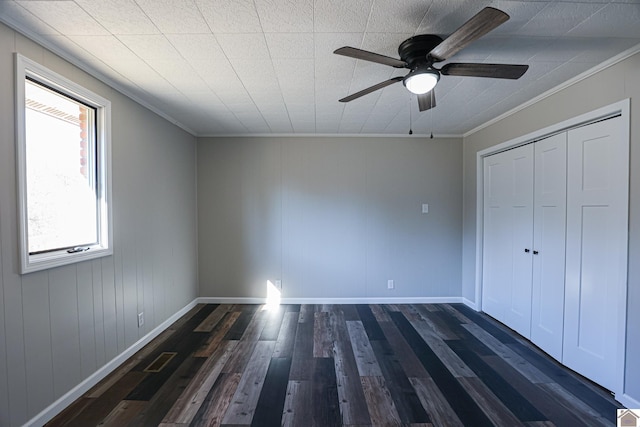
[[0, 23, 199, 427]]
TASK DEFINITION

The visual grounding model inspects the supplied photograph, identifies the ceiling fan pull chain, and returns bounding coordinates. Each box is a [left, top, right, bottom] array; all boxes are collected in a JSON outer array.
[[409, 94, 413, 135], [430, 91, 434, 139]]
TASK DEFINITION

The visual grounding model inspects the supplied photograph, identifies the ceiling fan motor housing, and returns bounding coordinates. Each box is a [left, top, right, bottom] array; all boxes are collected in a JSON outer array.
[[398, 34, 444, 69]]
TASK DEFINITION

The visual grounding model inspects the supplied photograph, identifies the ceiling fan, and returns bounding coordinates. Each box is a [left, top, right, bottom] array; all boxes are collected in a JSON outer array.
[[334, 7, 529, 112]]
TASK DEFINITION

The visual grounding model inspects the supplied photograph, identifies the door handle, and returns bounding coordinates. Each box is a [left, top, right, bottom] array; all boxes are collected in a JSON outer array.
[[524, 249, 530, 253], [533, 250, 539, 255]]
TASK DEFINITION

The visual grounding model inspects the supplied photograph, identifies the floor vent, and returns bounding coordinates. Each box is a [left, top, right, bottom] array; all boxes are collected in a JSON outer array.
[[144, 352, 177, 373]]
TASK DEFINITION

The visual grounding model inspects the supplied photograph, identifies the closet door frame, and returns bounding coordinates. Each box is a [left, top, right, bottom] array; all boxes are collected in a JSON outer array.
[[474, 99, 629, 400]]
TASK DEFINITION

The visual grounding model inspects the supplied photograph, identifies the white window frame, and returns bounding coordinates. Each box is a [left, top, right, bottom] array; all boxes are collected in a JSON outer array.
[[15, 53, 113, 274]]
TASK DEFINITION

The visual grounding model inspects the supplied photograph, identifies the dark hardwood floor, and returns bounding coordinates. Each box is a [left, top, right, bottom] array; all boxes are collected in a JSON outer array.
[[46, 303, 622, 426]]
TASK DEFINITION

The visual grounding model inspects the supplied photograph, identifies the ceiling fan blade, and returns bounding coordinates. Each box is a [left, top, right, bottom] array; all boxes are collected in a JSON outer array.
[[441, 63, 529, 79], [334, 46, 407, 68], [417, 90, 436, 112], [339, 77, 403, 102], [429, 7, 509, 61]]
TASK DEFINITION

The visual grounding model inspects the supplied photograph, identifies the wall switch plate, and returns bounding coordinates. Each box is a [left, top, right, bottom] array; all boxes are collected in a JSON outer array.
[[422, 204, 429, 213], [387, 279, 394, 289], [138, 312, 144, 328], [274, 279, 282, 290]]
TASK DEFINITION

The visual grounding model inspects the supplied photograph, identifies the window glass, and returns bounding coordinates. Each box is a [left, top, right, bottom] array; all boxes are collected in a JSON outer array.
[[25, 79, 98, 253]]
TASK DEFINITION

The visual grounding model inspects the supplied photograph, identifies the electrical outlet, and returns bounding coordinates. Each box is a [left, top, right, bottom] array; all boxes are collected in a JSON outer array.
[[138, 312, 144, 328], [387, 279, 395, 290], [274, 279, 282, 290]]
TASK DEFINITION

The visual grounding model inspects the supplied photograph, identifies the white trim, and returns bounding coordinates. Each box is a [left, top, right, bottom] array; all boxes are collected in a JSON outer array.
[[618, 393, 640, 410], [198, 133, 463, 139], [197, 296, 463, 305], [462, 297, 479, 311], [474, 98, 629, 401], [23, 298, 199, 427], [464, 42, 640, 138], [15, 53, 114, 274]]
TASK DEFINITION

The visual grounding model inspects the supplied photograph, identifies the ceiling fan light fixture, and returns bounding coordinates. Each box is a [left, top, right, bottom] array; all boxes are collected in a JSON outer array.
[[403, 69, 439, 94]]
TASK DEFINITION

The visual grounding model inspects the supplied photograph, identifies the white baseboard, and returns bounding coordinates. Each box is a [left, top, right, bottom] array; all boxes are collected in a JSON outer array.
[[24, 298, 200, 427], [462, 297, 479, 311], [618, 393, 640, 409], [198, 296, 463, 305]]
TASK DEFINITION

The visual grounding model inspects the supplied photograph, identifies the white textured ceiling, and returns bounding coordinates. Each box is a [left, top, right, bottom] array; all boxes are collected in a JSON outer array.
[[1, 0, 639, 136]]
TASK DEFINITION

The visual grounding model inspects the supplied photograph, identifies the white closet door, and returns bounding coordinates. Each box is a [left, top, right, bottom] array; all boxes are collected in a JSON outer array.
[[564, 116, 628, 392], [530, 133, 567, 361], [483, 144, 534, 334]]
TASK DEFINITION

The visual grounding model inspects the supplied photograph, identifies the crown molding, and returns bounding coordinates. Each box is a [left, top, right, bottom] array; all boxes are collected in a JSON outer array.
[[463, 42, 640, 138]]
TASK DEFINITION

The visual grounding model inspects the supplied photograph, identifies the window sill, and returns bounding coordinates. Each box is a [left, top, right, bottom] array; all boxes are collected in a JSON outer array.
[[21, 245, 112, 274]]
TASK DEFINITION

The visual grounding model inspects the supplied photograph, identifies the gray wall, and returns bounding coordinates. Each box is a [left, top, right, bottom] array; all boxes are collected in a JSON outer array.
[[462, 52, 640, 402], [198, 136, 463, 300], [0, 23, 198, 426]]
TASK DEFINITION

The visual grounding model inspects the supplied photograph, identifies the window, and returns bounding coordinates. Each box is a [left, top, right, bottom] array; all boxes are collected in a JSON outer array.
[[15, 54, 112, 274]]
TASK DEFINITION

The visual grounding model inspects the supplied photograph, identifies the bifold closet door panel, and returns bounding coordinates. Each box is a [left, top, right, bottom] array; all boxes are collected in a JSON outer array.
[[564, 116, 628, 392], [483, 144, 534, 334], [530, 133, 567, 362]]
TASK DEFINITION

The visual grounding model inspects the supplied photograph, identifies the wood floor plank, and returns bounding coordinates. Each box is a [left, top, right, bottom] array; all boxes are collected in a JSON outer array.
[[355, 305, 384, 340], [190, 373, 242, 427], [378, 320, 430, 379], [310, 357, 341, 426], [162, 341, 239, 424], [86, 356, 141, 399], [341, 304, 360, 321], [413, 305, 460, 340], [313, 311, 333, 358], [194, 305, 227, 333], [130, 304, 217, 376], [458, 376, 525, 427], [505, 342, 622, 418], [221, 341, 276, 425], [298, 304, 314, 323], [462, 323, 552, 384], [539, 382, 616, 426], [222, 310, 268, 374], [369, 339, 430, 424], [389, 311, 494, 427], [125, 354, 206, 426], [194, 311, 241, 358], [223, 305, 260, 341], [97, 400, 147, 426], [446, 339, 546, 422], [54, 371, 146, 427], [289, 319, 314, 380], [251, 357, 292, 427], [369, 304, 391, 323], [44, 397, 93, 427], [329, 308, 371, 426], [439, 304, 473, 324], [406, 315, 476, 378], [346, 321, 382, 377], [126, 331, 210, 401], [482, 354, 603, 427], [259, 306, 288, 341], [451, 304, 519, 344], [272, 311, 299, 358], [409, 377, 464, 427], [281, 380, 311, 427], [360, 376, 402, 426]]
